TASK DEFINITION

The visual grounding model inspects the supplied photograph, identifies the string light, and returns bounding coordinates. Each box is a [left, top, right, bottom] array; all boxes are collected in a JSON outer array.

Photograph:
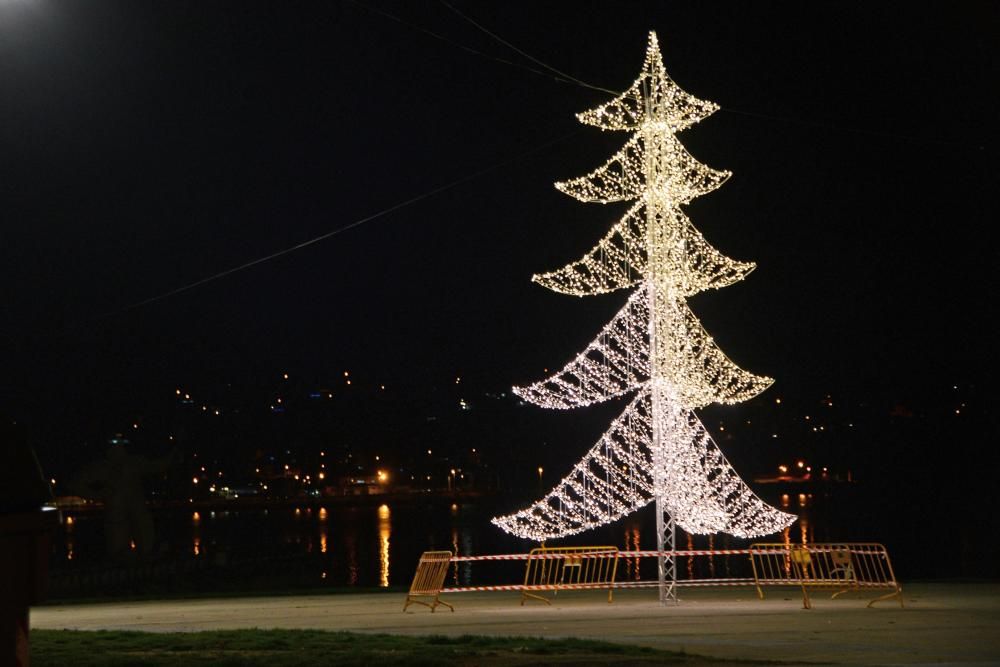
[[513, 286, 649, 410], [555, 132, 730, 205], [514, 283, 772, 410], [493, 388, 794, 540], [494, 31, 794, 543], [575, 33, 718, 134], [532, 200, 755, 297]]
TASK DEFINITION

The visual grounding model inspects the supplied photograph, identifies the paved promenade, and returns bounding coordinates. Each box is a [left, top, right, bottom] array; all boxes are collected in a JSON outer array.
[[33, 583, 1000, 665]]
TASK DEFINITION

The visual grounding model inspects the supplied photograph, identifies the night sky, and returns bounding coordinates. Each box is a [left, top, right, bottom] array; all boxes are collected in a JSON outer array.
[[2, 2, 997, 464]]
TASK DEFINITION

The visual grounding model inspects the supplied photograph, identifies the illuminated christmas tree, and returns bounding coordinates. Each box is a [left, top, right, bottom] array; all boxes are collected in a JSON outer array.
[[492, 32, 795, 602]]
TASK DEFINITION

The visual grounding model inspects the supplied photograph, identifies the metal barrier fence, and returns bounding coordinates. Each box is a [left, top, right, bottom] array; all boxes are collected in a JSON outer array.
[[431, 549, 750, 600], [749, 543, 903, 609], [405, 545, 903, 611], [403, 550, 454, 612], [520, 546, 620, 605]]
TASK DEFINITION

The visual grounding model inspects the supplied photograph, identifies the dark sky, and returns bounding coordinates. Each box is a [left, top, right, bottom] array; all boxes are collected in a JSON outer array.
[[2, 1, 997, 442]]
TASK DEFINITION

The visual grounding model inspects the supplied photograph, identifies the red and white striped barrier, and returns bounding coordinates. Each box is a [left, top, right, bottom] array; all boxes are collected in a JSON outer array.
[[440, 577, 755, 594], [449, 548, 755, 562]]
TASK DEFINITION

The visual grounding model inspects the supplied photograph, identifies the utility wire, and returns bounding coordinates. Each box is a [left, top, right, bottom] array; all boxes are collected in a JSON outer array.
[[437, 0, 622, 97], [36, 3, 975, 328], [0, 129, 577, 341], [346, 0, 593, 91], [118, 130, 578, 313], [432, 0, 975, 150], [121, 1, 974, 316]]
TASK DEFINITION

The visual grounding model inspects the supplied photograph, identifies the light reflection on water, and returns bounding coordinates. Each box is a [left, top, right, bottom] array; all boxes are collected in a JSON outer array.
[[450, 525, 460, 586], [623, 525, 641, 580], [345, 530, 359, 586], [378, 504, 391, 587], [65, 515, 75, 561], [50, 499, 832, 594], [686, 532, 694, 580], [707, 534, 715, 579], [782, 524, 793, 575]]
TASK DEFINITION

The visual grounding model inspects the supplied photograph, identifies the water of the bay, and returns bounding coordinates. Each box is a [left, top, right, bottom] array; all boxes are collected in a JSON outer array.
[[48, 484, 941, 601]]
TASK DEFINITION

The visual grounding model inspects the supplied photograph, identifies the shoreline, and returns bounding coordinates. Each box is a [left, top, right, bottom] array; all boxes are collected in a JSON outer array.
[[54, 490, 496, 514]]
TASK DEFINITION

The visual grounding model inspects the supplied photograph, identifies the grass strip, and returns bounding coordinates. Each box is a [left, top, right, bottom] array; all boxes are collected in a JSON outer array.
[[32, 628, 776, 666]]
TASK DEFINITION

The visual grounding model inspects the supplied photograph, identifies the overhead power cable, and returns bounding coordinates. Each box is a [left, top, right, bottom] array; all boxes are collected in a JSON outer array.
[[431, 0, 974, 149], [119, 130, 578, 313], [346, 0, 593, 90], [437, 0, 621, 97]]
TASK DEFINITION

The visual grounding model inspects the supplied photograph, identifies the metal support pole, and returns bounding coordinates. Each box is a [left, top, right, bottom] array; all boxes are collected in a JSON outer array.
[[655, 495, 677, 604]]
